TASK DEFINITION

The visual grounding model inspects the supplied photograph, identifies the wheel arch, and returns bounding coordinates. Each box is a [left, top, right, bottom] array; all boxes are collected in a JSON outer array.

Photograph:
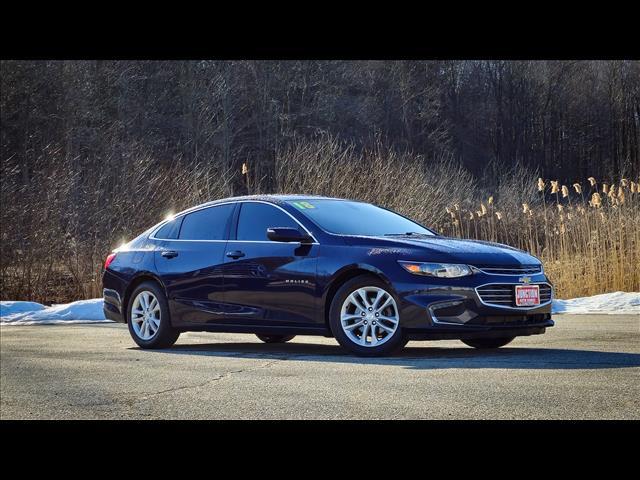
[[122, 272, 167, 323], [322, 264, 394, 332]]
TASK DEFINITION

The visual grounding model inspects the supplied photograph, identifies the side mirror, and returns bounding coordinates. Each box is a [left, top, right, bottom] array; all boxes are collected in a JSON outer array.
[[267, 227, 313, 244]]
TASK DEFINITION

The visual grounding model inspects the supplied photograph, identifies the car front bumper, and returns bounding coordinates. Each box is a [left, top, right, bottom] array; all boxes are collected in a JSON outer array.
[[396, 274, 554, 338]]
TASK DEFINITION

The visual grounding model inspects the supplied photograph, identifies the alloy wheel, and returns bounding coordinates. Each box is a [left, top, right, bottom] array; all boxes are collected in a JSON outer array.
[[340, 286, 399, 347], [131, 291, 161, 340]]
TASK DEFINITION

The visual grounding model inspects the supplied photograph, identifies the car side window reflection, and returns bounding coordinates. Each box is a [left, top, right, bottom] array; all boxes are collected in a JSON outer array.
[[236, 202, 299, 241], [154, 217, 182, 239], [179, 204, 234, 240]]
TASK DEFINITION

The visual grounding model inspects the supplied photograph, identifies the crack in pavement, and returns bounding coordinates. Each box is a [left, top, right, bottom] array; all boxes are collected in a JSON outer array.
[[80, 358, 283, 410], [136, 358, 280, 400]]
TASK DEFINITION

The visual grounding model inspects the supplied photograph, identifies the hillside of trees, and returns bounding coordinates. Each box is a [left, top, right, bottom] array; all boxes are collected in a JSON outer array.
[[2, 60, 638, 188]]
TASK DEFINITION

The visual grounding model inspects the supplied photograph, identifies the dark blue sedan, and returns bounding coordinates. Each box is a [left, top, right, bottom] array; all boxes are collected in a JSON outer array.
[[102, 195, 554, 356]]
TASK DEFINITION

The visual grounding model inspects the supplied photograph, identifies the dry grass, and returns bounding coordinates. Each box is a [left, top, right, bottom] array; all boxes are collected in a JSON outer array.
[[271, 136, 477, 228], [2, 136, 638, 303], [0, 147, 234, 303], [437, 177, 640, 298]]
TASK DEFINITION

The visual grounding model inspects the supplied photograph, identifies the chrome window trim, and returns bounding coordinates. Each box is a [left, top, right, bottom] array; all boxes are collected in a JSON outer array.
[[149, 200, 319, 245], [226, 240, 319, 245], [475, 282, 553, 310]]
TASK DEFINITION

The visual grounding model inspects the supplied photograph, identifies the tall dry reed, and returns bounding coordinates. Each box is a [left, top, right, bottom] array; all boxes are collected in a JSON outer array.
[[437, 177, 640, 298], [2, 135, 637, 303]]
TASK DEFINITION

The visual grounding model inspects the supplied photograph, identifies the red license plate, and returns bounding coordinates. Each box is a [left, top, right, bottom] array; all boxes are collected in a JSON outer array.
[[515, 285, 540, 306]]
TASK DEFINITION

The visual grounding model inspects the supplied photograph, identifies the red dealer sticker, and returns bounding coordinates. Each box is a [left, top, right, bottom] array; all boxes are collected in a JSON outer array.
[[515, 285, 540, 306]]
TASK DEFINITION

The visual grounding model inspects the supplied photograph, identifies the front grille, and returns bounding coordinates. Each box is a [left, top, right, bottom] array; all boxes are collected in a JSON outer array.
[[468, 313, 550, 326], [474, 265, 542, 275], [476, 283, 552, 308], [539, 284, 553, 303]]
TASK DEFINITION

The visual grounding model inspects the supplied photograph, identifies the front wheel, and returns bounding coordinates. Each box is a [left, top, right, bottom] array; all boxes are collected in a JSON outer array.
[[461, 337, 515, 349], [127, 281, 180, 349], [256, 334, 295, 344], [329, 275, 408, 357]]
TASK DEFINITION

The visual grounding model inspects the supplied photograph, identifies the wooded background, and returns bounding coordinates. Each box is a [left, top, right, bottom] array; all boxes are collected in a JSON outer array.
[[1, 60, 639, 302], [3, 61, 638, 185]]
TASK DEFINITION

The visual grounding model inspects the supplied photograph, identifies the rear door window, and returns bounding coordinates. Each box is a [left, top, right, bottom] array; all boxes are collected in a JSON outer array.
[[178, 204, 234, 240], [236, 202, 299, 241]]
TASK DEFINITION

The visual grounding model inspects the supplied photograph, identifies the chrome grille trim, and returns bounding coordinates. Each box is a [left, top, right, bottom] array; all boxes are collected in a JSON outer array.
[[475, 282, 553, 310], [473, 265, 543, 276]]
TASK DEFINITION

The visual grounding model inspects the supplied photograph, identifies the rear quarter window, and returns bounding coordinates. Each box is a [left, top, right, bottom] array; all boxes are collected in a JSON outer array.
[[153, 217, 183, 239]]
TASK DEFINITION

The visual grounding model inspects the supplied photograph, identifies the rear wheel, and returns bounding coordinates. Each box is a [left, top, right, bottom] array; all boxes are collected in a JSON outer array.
[[462, 337, 515, 349], [127, 281, 180, 349], [256, 334, 295, 344], [329, 275, 408, 357]]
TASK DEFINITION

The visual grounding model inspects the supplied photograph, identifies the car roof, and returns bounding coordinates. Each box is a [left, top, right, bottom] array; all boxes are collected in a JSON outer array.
[[174, 194, 355, 217]]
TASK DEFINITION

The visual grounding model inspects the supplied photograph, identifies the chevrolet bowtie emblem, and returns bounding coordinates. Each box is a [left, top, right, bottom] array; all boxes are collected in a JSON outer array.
[[519, 276, 531, 284]]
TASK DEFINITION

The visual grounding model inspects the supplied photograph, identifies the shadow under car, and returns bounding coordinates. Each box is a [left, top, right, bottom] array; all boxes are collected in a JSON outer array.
[[129, 342, 640, 371]]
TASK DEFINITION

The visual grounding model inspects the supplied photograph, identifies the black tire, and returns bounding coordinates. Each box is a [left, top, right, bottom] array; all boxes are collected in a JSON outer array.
[[127, 281, 180, 349], [461, 336, 515, 349], [329, 274, 408, 357], [256, 334, 296, 344]]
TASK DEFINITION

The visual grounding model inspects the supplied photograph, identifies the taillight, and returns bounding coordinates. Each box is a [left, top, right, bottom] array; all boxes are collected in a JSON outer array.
[[104, 253, 117, 270]]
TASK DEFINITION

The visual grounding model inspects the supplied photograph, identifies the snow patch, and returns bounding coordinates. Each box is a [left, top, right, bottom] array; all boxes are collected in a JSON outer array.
[[0, 298, 112, 325], [0, 301, 46, 316], [1, 291, 638, 325], [552, 291, 640, 315]]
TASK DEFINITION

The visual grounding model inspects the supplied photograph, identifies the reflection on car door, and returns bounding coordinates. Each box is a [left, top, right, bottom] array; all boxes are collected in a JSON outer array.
[[222, 201, 319, 326], [154, 203, 235, 326]]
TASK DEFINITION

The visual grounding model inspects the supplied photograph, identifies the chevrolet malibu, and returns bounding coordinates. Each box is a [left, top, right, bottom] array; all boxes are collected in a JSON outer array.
[[102, 195, 554, 356]]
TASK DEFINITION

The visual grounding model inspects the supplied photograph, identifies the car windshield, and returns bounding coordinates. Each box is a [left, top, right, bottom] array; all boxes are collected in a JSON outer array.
[[287, 199, 435, 237]]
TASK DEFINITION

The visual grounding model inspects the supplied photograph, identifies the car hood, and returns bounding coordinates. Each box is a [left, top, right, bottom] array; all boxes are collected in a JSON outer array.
[[347, 235, 541, 266]]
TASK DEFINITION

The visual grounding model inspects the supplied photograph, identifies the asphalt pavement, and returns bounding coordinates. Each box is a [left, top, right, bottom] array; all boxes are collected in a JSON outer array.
[[1, 314, 638, 419]]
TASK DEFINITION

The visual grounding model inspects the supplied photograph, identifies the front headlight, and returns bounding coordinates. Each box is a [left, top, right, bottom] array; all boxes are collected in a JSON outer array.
[[398, 261, 473, 278]]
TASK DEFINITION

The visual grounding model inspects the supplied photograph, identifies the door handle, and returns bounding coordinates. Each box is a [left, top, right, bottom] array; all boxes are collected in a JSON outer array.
[[161, 250, 179, 259], [226, 250, 245, 259]]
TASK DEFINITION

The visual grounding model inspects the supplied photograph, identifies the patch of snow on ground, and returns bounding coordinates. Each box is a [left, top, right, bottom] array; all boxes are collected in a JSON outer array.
[[0, 298, 112, 325], [0, 301, 46, 316], [552, 291, 640, 315], [1, 291, 638, 325]]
